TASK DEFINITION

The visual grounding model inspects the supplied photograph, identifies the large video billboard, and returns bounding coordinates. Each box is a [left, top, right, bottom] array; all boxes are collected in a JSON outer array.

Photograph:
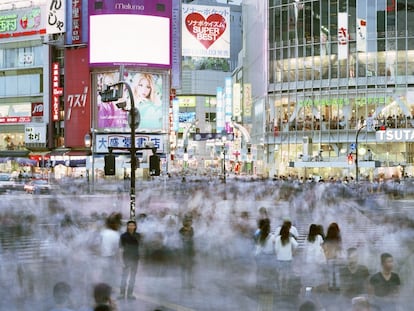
[[95, 70, 164, 132], [88, 0, 172, 68], [182, 4, 230, 58]]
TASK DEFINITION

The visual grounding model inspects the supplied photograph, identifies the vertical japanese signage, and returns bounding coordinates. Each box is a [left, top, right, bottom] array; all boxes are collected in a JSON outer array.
[[172, 98, 179, 132], [357, 18, 367, 52], [216, 87, 225, 133], [232, 83, 241, 119], [224, 77, 232, 133], [337, 12, 349, 60], [64, 48, 90, 147], [52, 62, 63, 122], [71, 0, 82, 44], [243, 83, 252, 119], [46, 0, 65, 34]]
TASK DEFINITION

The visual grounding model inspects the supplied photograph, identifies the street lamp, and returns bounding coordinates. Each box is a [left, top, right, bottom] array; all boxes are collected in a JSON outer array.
[[222, 136, 227, 183], [99, 82, 140, 220]]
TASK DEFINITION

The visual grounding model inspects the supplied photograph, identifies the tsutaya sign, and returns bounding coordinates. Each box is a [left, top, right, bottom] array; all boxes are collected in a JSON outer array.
[[377, 129, 414, 142]]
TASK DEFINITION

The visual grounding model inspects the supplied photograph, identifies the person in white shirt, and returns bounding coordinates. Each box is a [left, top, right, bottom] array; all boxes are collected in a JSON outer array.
[[302, 224, 326, 289], [99, 213, 121, 285], [254, 218, 276, 291], [275, 223, 298, 295]]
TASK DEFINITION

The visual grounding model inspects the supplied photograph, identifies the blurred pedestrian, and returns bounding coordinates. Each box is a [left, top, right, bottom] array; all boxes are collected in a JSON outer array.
[[78, 282, 117, 311], [275, 223, 298, 295], [254, 218, 276, 291], [369, 253, 401, 311], [179, 215, 195, 289], [99, 213, 121, 285], [339, 248, 369, 299], [49, 281, 74, 311], [118, 219, 141, 300], [323, 222, 343, 291], [301, 224, 326, 289]]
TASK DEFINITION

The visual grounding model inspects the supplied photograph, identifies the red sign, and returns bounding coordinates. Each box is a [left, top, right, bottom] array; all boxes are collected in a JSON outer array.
[[72, 0, 82, 44], [31, 102, 44, 117], [51, 62, 62, 121], [64, 48, 91, 148], [185, 13, 227, 49], [0, 116, 31, 124]]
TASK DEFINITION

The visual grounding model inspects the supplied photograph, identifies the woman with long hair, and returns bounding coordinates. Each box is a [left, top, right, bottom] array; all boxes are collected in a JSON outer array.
[[301, 224, 326, 290], [323, 222, 343, 291], [274, 223, 298, 295], [254, 218, 276, 291]]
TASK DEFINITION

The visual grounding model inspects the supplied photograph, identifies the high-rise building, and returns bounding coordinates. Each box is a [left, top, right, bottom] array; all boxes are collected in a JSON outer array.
[[243, 0, 414, 180]]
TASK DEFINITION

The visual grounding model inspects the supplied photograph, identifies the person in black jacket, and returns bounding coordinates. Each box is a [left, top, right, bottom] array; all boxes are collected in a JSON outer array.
[[118, 220, 141, 300]]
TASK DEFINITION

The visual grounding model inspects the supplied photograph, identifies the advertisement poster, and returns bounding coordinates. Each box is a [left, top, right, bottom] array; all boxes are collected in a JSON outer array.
[[182, 4, 230, 58], [96, 71, 164, 131]]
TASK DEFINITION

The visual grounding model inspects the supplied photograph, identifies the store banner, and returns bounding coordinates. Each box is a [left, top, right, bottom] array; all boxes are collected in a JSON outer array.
[[71, 0, 82, 44], [64, 48, 90, 148], [337, 12, 349, 60], [233, 83, 241, 118], [95, 134, 165, 153], [25, 125, 46, 144], [216, 87, 225, 133], [357, 18, 367, 52]]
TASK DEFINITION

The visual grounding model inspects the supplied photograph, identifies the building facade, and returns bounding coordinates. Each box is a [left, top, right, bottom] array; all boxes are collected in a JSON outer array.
[[244, 0, 414, 180]]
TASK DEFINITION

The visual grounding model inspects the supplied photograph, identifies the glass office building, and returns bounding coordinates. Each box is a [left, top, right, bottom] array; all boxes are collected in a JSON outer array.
[[264, 0, 414, 179]]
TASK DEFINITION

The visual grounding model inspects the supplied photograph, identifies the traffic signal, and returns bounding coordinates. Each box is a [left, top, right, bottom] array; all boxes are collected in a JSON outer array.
[[149, 155, 160, 176], [347, 153, 354, 165], [104, 154, 116, 175], [99, 84, 123, 102]]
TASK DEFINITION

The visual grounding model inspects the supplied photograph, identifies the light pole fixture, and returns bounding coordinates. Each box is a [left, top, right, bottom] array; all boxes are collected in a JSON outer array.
[[222, 135, 227, 183], [99, 81, 140, 220]]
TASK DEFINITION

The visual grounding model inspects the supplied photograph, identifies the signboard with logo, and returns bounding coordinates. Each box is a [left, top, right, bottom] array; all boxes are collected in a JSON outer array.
[[25, 125, 46, 144], [182, 4, 230, 58], [64, 48, 91, 147], [71, 0, 82, 43], [88, 0, 172, 68], [0, 7, 45, 39], [31, 102, 44, 122], [376, 129, 414, 142], [46, 0, 66, 34], [95, 134, 165, 153]]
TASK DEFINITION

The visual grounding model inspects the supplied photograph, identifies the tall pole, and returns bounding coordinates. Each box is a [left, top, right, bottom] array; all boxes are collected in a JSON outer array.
[[123, 82, 136, 220], [355, 124, 366, 183], [223, 147, 226, 183]]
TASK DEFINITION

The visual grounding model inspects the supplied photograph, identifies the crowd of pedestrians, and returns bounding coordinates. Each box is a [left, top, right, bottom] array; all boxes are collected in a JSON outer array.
[[253, 208, 402, 311], [0, 177, 411, 311]]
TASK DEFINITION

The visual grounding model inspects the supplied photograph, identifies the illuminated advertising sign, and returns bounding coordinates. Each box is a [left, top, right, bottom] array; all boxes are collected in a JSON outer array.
[[182, 4, 230, 58], [95, 133, 165, 153], [172, 98, 179, 132], [225, 77, 232, 132], [71, 0, 82, 43], [96, 70, 164, 132], [233, 83, 241, 118], [0, 7, 45, 39], [52, 62, 63, 122], [46, 0, 66, 34], [88, 0, 172, 68], [177, 96, 196, 108], [216, 87, 225, 133], [243, 83, 252, 119], [64, 48, 91, 148]]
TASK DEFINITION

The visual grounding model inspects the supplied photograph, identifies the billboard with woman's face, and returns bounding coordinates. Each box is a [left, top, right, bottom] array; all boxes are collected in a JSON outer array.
[[95, 71, 164, 132]]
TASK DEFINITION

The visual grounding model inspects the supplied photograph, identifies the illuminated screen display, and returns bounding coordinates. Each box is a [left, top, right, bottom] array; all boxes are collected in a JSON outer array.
[[89, 14, 170, 67]]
